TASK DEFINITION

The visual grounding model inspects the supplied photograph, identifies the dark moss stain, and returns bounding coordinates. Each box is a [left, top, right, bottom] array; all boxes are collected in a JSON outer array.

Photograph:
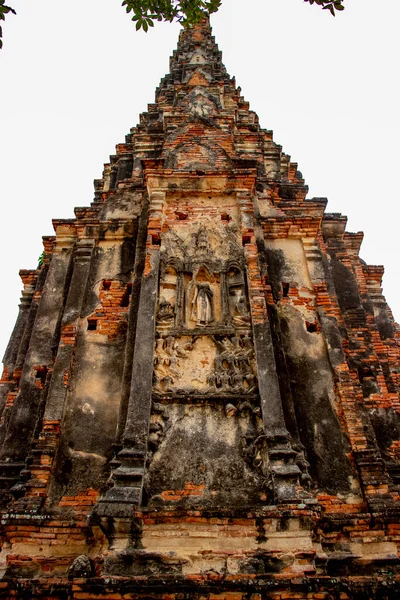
[[278, 312, 353, 495], [264, 247, 286, 303], [146, 406, 266, 508], [374, 306, 395, 340], [369, 408, 400, 459], [329, 256, 363, 314]]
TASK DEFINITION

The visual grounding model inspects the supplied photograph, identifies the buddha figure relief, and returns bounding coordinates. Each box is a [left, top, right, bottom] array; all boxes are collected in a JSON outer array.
[[227, 266, 250, 326], [191, 282, 214, 326], [185, 262, 218, 328], [229, 287, 250, 325]]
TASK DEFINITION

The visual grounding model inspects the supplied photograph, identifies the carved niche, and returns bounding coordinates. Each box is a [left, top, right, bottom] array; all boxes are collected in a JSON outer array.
[[157, 262, 180, 329], [227, 265, 250, 327], [153, 224, 257, 397], [157, 224, 248, 331]]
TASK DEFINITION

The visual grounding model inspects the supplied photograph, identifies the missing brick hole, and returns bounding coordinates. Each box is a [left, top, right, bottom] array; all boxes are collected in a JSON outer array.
[[102, 280, 112, 291], [121, 283, 133, 307], [282, 282, 289, 297], [87, 319, 97, 331], [306, 321, 318, 333], [175, 211, 188, 221], [151, 234, 161, 246], [221, 213, 231, 222], [242, 235, 251, 246], [34, 366, 48, 386], [358, 366, 375, 382]]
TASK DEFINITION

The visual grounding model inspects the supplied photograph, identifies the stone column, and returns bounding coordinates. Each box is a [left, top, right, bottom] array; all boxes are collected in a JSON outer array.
[[220, 270, 230, 323], [2, 271, 37, 376], [0, 225, 76, 491], [44, 239, 95, 422], [0, 271, 37, 421], [238, 192, 301, 503], [11, 239, 96, 503], [307, 232, 393, 509], [95, 193, 163, 518]]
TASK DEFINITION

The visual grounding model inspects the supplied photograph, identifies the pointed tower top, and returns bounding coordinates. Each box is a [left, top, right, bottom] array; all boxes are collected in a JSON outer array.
[[156, 17, 230, 100], [95, 17, 308, 200]]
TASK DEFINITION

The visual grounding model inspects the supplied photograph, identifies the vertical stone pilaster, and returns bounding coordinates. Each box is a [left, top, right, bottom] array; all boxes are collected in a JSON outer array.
[[116, 208, 149, 444], [95, 248, 159, 516], [11, 262, 51, 386], [0, 271, 37, 425], [45, 239, 95, 419], [14, 239, 96, 503], [220, 270, 230, 323], [95, 192, 163, 517], [238, 192, 300, 503], [2, 271, 37, 376], [310, 230, 392, 508], [0, 227, 76, 495], [175, 272, 185, 328]]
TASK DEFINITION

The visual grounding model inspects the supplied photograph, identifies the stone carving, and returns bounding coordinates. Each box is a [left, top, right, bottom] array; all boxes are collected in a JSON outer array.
[[157, 264, 179, 328], [194, 225, 212, 256], [68, 555, 95, 579], [240, 431, 272, 494], [161, 222, 243, 269], [153, 333, 257, 396], [185, 264, 219, 329], [162, 231, 186, 262], [153, 336, 193, 393], [229, 287, 250, 325], [294, 446, 312, 489], [188, 92, 217, 118], [190, 282, 214, 326], [157, 297, 175, 324], [224, 398, 262, 419], [146, 403, 170, 462], [158, 225, 251, 332], [157, 226, 255, 391], [210, 335, 257, 394], [227, 266, 250, 326], [225, 403, 237, 417]]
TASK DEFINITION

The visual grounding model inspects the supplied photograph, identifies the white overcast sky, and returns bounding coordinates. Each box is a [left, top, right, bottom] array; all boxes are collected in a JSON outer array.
[[0, 0, 399, 360]]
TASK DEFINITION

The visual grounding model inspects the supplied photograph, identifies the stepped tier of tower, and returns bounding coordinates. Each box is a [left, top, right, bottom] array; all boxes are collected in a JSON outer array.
[[0, 18, 400, 599]]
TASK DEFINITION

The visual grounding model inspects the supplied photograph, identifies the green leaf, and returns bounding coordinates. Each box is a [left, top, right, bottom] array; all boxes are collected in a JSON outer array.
[[322, 3, 335, 15]]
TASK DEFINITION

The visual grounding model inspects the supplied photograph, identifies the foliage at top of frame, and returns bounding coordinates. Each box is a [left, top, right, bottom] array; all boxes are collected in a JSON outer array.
[[0, 0, 16, 49], [0, 0, 345, 48], [123, 0, 345, 32]]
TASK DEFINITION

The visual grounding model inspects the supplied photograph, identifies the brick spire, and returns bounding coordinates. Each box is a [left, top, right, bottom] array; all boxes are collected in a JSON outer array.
[[0, 13, 400, 599], [156, 16, 230, 97]]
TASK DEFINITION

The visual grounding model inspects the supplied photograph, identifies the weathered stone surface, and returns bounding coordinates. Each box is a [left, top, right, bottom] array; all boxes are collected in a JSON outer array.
[[0, 16, 400, 599]]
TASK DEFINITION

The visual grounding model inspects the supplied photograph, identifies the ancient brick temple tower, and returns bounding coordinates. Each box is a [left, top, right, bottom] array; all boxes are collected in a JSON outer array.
[[1, 17, 400, 599]]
